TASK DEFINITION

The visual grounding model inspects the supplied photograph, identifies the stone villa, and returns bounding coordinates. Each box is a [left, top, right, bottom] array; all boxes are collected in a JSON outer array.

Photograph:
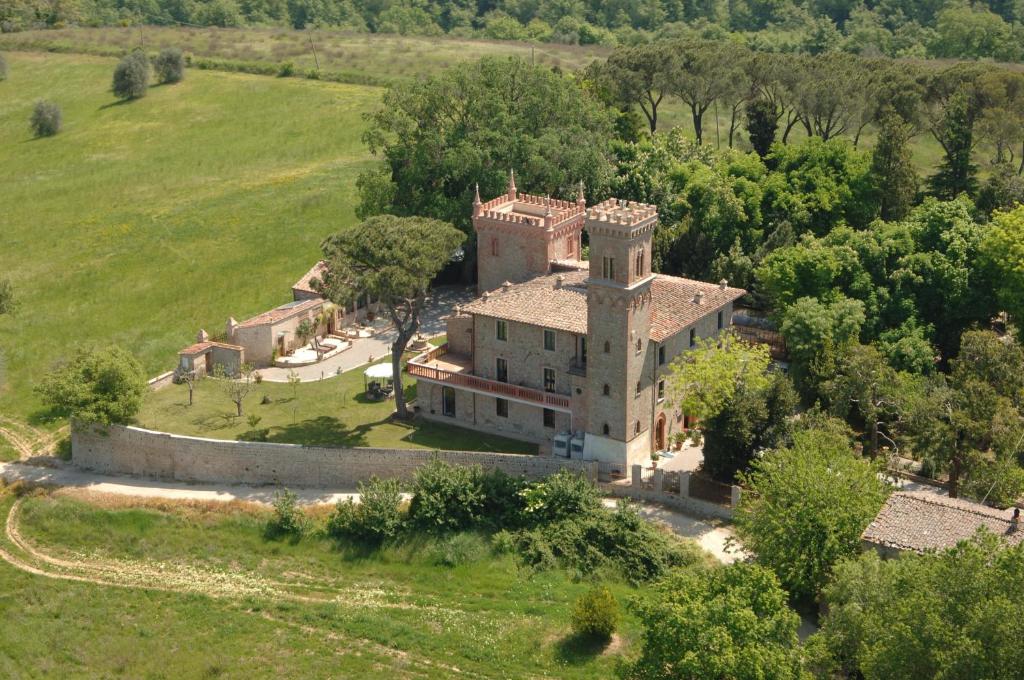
[[409, 174, 745, 473]]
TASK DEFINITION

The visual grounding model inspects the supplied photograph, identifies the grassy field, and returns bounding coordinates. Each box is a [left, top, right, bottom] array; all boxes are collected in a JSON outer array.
[[137, 369, 537, 453], [0, 488, 642, 677], [0, 51, 379, 422]]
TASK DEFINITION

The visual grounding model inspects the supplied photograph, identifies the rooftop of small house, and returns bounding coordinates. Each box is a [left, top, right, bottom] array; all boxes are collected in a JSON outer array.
[[459, 270, 745, 342], [236, 298, 322, 329], [177, 340, 245, 356], [292, 261, 327, 297], [862, 491, 1024, 554]]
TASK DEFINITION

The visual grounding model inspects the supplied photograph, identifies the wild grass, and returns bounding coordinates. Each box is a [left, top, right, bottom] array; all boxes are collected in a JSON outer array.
[[0, 489, 637, 677], [0, 52, 379, 422], [136, 370, 538, 453]]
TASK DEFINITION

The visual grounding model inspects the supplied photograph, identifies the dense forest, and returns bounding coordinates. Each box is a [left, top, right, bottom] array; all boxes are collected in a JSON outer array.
[[5, 0, 1024, 62]]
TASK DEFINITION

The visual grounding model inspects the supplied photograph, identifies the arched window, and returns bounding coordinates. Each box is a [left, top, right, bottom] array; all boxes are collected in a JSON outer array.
[[602, 423, 610, 436], [635, 381, 641, 397], [604, 340, 611, 353], [491, 237, 499, 257], [634, 420, 641, 435], [635, 338, 642, 354], [603, 384, 610, 396]]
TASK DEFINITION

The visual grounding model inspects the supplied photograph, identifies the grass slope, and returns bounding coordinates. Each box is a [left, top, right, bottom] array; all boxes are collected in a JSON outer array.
[[138, 371, 538, 453], [0, 490, 637, 677], [0, 52, 378, 420]]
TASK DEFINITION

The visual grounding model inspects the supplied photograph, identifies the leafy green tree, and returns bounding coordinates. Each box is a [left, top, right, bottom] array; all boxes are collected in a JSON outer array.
[[810, 533, 1024, 679], [778, 295, 865, 399], [622, 562, 806, 680], [735, 428, 891, 602], [666, 332, 772, 425], [317, 216, 464, 418], [29, 100, 61, 137], [153, 47, 185, 84], [668, 39, 745, 145], [592, 42, 676, 134], [36, 347, 147, 425], [112, 50, 150, 100], [213, 362, 255, 417], [745, 98, 777, 158], [358, 57, 615, 235], [701, 372, 797, 482], [870, 109, 917, 220], [980, 205, 1024, 326]]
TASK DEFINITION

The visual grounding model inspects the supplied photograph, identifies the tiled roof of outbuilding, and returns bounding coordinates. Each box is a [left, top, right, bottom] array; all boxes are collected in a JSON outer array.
[[237, 298, 322, 328], [292, 261, 327, 296], [461, 270, 745, 341], [862, 491, 1024, 553]]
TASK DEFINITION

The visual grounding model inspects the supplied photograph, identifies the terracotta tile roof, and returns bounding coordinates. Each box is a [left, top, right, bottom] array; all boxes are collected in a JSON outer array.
[[862, 491, 1024, 554], [649, 275, 746, 342], [178, 341, 244, 355], [461, 271, 745, 341], [463, 271, 589, 334], [292, 261, 327, 296], [237, 298, 322, 329]]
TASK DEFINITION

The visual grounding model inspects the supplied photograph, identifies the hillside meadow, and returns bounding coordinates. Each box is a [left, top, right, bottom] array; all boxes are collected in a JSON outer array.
[[0, 51, 378, 420]]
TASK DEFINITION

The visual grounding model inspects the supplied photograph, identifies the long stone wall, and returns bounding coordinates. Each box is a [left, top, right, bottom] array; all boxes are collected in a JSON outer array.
[[71, 423, 597, 488]]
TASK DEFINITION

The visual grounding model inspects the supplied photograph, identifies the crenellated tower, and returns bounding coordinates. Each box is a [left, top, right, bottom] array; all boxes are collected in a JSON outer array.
[[472, 171, 586, 294], [582, 198, 658, 465]]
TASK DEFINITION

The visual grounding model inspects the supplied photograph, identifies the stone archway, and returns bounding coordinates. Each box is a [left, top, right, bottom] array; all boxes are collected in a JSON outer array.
[[655, 413, 667, 451]]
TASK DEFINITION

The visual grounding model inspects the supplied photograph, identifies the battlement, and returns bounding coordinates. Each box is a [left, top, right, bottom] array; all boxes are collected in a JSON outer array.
[[586, 198, 658, 226], [476, 193, 585, 231]]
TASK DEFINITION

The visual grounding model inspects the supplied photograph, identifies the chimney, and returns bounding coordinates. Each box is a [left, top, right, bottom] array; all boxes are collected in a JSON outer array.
[[501, 281, 512, 292], [576, 180, 586, 208], [719, 279, 728, 290], [693, 291, 705, 305], [544, 195, 554, 229], [555, 275, 565, 289], [482, 291, 490, 303], [226, 317, 238, 340], [472, 183, 482, 218], [197, 329, 209, 343]]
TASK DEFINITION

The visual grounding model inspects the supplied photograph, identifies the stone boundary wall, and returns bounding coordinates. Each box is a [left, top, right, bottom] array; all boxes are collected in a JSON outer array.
[[71, 424, 597, 489], [602, 483, 734, 521], [147, 371, 175, 391]]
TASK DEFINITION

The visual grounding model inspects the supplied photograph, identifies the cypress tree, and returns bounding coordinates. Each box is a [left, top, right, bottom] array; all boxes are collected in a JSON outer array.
[[745, 98, 778, 159], [928, 91, 978, 199], [871, 109, 918, 220]]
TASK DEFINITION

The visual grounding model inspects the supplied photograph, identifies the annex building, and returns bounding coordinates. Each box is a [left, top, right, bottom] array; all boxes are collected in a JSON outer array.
[[409, 173, 745, 473]]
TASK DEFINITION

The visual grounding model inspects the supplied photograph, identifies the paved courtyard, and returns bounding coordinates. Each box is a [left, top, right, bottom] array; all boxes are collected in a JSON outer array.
[[258, 285, 476, 383]]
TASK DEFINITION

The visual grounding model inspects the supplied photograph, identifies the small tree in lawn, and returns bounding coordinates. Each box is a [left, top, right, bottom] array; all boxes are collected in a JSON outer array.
[[30, 100, 61, 137], [153, 47, 185, 84], [173, 365, 201, 406], [287, 369, 301, 400], [316, 215, 465, 418], [112, 50, 150, 100], [213, 363, 255, 417], [36, 347, 147, 425]]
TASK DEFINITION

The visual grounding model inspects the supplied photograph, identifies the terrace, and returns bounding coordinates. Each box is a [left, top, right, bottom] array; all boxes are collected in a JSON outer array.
[[407, 344, 572, 411]]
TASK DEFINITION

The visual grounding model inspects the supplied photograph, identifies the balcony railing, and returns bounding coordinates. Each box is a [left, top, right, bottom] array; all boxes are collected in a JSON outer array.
[[408, 343, 571, 410]]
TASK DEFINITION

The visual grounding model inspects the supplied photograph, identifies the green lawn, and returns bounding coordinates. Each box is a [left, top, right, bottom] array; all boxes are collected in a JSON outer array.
[[0, 490, 637, 677], [137, 370, 537, 453], [0, 51, 379, 422]]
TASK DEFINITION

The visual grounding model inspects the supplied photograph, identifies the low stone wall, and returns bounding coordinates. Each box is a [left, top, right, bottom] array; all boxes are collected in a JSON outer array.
[[147, 371, 175, 391], [71, 423, 597, 489]]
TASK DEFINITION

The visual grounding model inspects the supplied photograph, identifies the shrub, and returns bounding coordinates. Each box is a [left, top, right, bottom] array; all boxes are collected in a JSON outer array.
[[326, 476, 404, 544], [153, 47, 185, 84], [480, 468, 529, 528], [277, 61, 294, 77], [112, 50, 149, 100], [571, 586, 619, 641], [30, 100, 61, 137], [265, 488, 306, 538], [408, 458, 485, 532], [428, 532, 487, 567], [35, 346, 146, 424], [520, 469, 601, 525]]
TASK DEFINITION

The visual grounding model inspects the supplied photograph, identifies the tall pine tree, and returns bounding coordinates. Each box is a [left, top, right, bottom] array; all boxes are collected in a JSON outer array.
[[745, 98, 778, 159]]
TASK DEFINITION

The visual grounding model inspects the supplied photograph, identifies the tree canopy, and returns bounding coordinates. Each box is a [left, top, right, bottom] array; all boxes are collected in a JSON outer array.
[[317, 215, 465, 417], [35, 347, 147, 425]]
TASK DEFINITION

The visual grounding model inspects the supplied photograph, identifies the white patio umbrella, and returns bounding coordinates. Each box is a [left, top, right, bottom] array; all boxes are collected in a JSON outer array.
[[363, 362, 394, 390]]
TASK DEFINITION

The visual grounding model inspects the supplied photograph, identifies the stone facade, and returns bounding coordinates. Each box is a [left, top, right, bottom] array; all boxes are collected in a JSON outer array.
[[410, 176, 747, 471], [72, 423, 598, 488]]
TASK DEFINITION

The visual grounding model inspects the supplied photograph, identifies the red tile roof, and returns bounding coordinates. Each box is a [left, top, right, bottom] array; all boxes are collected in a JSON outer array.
[[237, 298, 322, 329], [292, 261, 327, 296], [178, 341, 244, 355], [461, 271, 745, 342], [862, 491, 1024, 553]]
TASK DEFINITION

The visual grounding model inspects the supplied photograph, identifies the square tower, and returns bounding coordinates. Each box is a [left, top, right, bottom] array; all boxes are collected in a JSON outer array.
[[582, 198, 658, 466], [472, 172, 586, 294]]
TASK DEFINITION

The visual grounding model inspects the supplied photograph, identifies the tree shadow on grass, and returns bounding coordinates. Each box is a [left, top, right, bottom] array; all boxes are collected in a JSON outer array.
[[268, 415, 376, 447], [553, 632, 612, 665], [98, 98, 136, 110]]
